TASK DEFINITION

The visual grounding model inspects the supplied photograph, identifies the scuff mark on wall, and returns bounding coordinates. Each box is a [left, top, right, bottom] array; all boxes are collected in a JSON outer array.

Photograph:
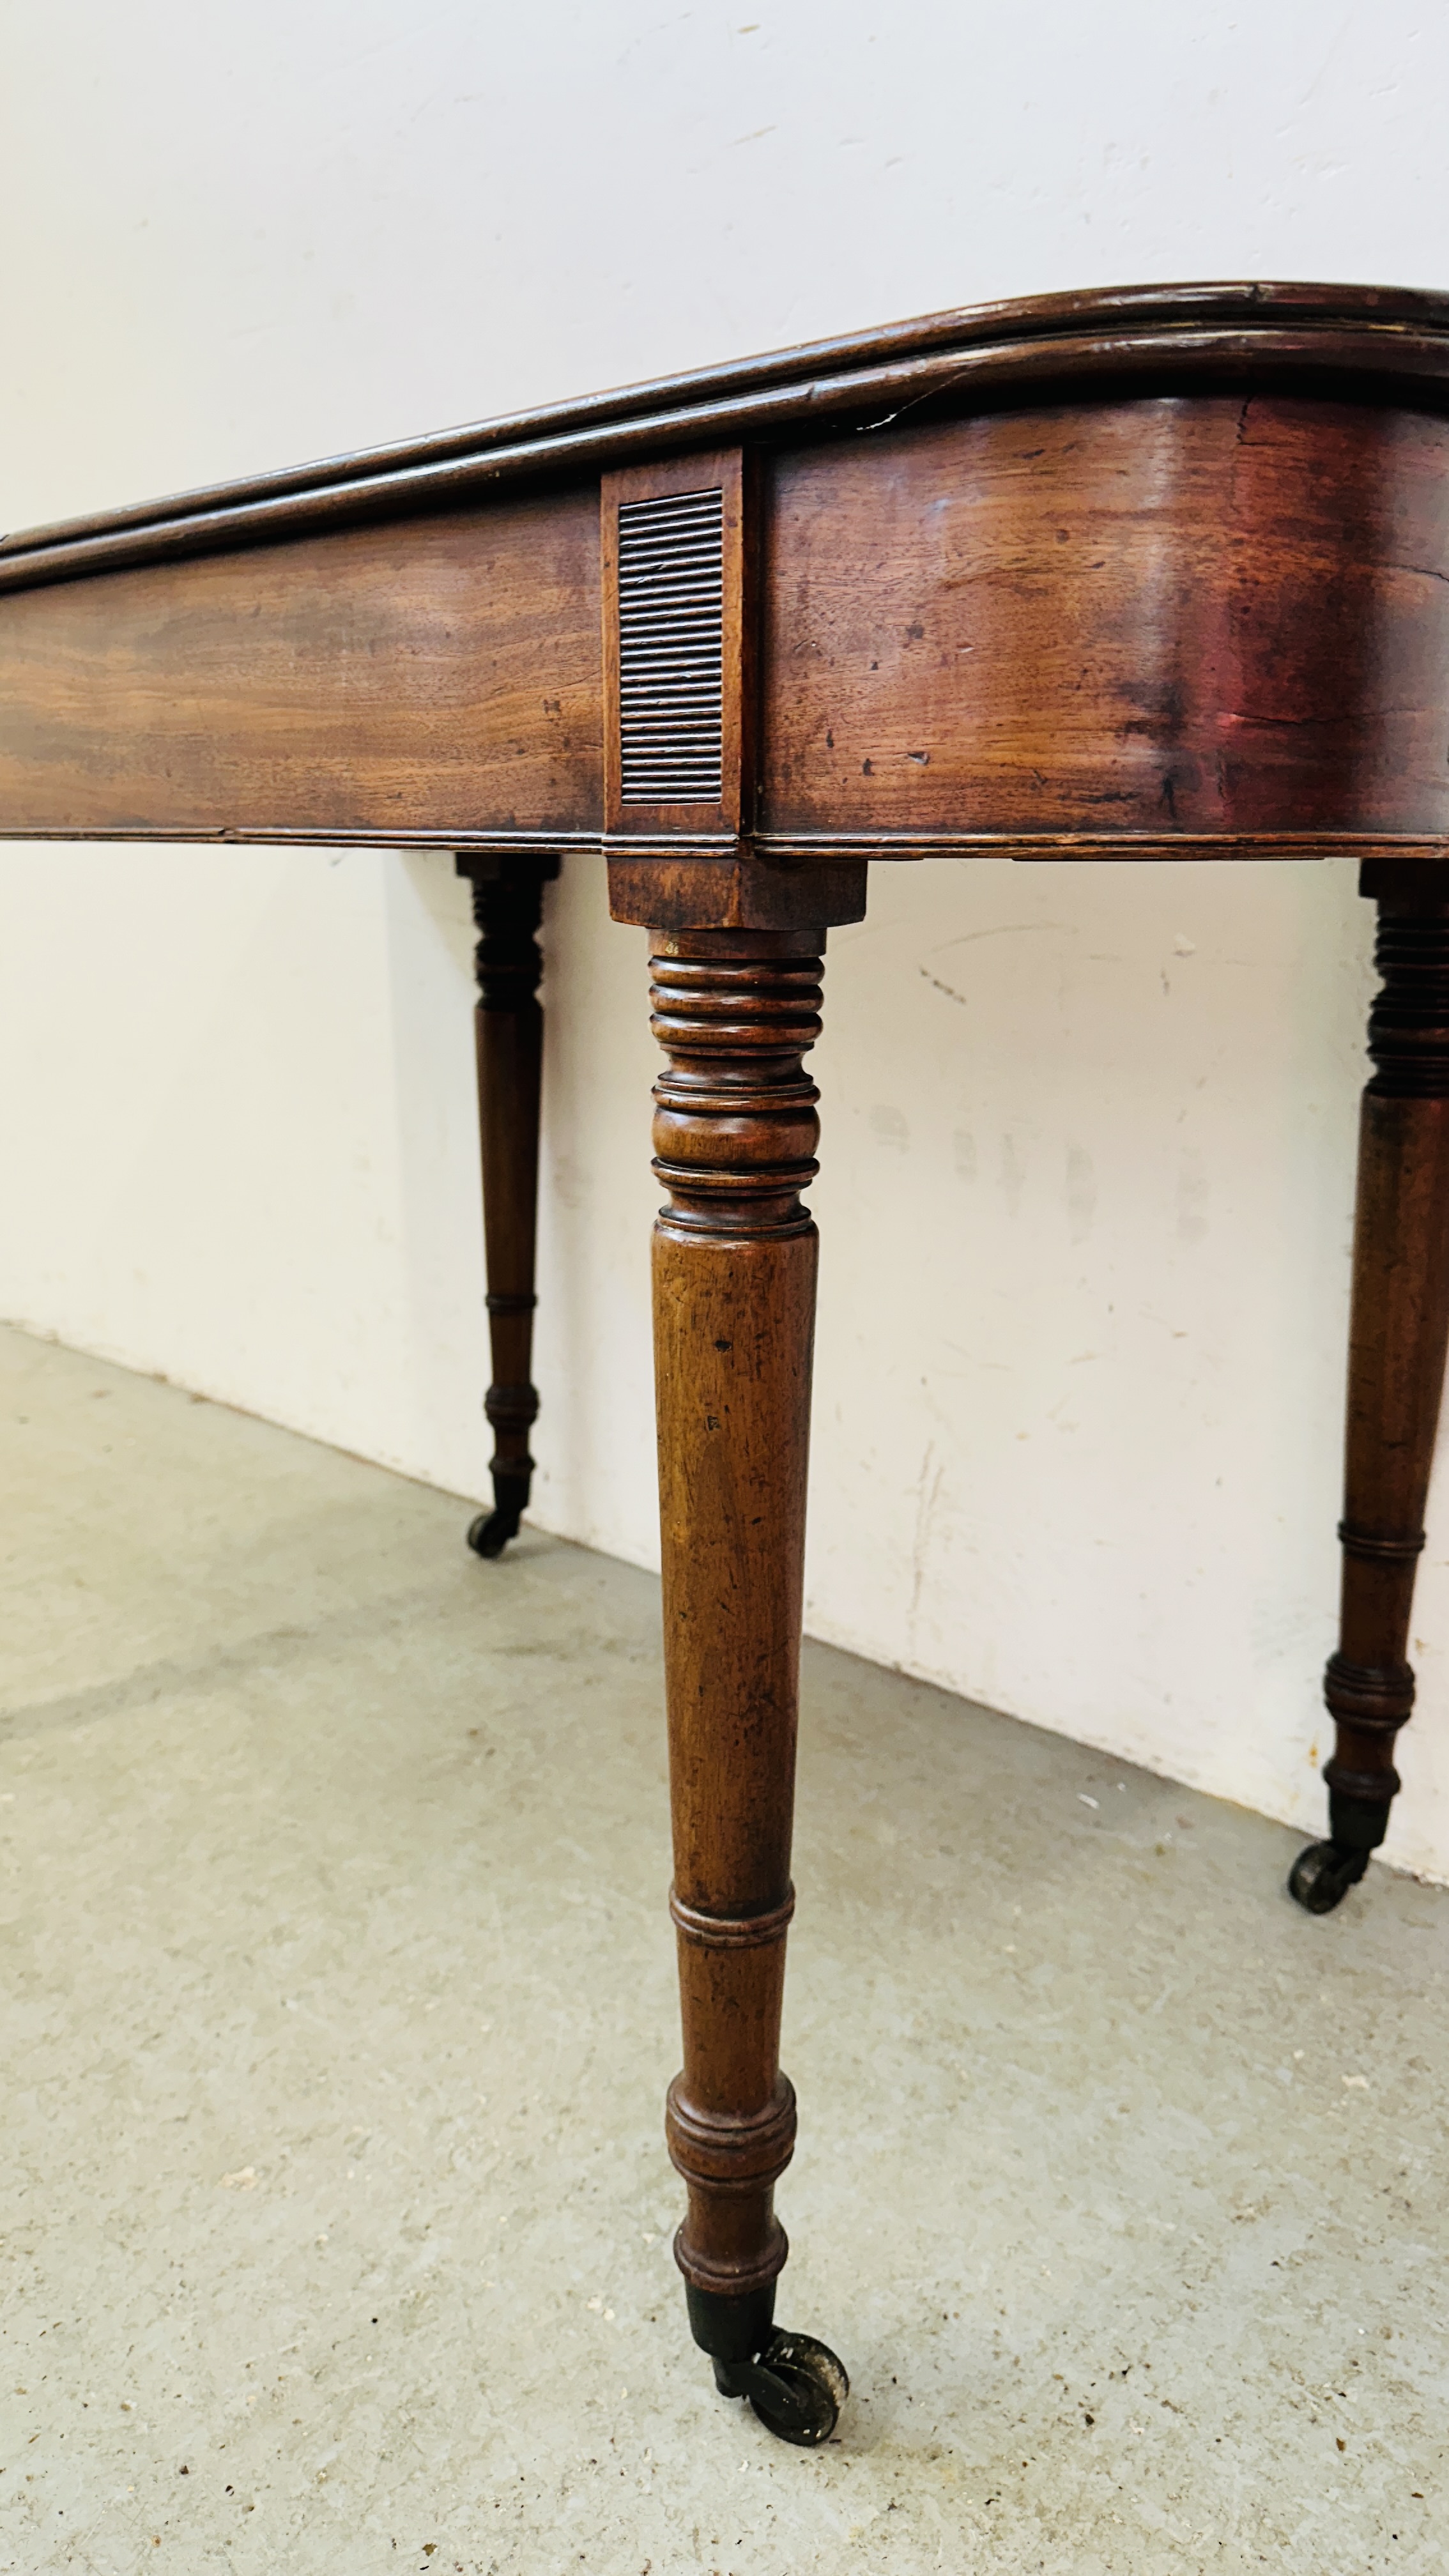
[[1066, 1144, 1096, 1244], [1178, 1147, 1209, 1243], [908, 1438, 946, 1646]]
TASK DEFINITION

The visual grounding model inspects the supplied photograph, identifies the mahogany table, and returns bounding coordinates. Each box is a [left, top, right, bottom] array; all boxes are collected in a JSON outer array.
[[5, 280, 1449, 2443]]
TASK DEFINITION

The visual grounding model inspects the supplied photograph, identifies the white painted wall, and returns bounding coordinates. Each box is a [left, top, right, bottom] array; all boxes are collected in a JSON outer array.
[[4, 1, 1449, 1874]]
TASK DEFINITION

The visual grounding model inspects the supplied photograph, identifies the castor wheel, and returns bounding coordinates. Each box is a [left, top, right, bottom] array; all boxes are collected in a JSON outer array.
[[1288, 1839, 1370, 1915], [466, 1505, 518, 1560], [714, 2329, 850, 2446], [466, 1470, 530, 1561], [684, 2281, 848, 2446]]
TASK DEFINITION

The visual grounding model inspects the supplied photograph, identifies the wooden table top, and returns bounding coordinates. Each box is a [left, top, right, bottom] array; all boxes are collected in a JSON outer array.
[[3, 279, 1448, 928]]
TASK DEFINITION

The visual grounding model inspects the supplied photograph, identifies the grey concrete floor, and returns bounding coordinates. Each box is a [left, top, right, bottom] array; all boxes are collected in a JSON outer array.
[[3, 1325, 1448, 2575]]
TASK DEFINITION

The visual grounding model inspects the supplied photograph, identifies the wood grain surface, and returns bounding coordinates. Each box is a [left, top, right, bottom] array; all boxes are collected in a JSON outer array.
[[602, 448, 753, 841], [4, 280, 1448, 595], [0, 490, 601, 841], [760, 395, 1449, 841], [10, 276, 1449, 2332], [456, 853, 559, 1556], [1324, 862, 1449, 1844], [6, 381, 1449, 859], [650, 929, 825, 2302]]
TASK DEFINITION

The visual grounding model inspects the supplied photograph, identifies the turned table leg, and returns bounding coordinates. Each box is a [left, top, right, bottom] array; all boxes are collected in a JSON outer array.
[[456, 853, 558, 1560], [648, 926, 848, 2445], [1292, 861, 1449, 1912]]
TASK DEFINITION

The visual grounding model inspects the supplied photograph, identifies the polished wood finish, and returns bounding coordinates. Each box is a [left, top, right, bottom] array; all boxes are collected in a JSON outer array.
[[761, 399, 1449, 845], [606, 850, 866, 933], [456, 852, 558, 1558], [650, 929, 825, 2306], [10, 399, 1449, 857], [1318, 864, 1449, 1841], [0, 496, 601, 845], [7, 285, 1449, 877], [6, 281, 1449, 596], [602, 447, 753, 841], [7, 280, 1449, 2405]]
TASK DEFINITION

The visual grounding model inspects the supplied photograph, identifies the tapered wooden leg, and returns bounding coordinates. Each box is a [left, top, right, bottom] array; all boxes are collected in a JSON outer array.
[[1292, 861, 1449, 1912], [456, 852, 558, 1560], [649, 926, 847, 2445]]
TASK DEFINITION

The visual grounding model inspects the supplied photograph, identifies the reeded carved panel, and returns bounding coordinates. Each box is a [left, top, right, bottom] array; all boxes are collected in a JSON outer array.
[[602, 447, 752, 839], [618, 487, 725, 804]]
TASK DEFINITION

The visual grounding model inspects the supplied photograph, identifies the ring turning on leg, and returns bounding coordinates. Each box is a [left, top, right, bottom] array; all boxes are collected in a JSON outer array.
[[648, 929, 847, 2439], [1293, 863, 1449, 1912], [456, 853, 556, 1560]]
